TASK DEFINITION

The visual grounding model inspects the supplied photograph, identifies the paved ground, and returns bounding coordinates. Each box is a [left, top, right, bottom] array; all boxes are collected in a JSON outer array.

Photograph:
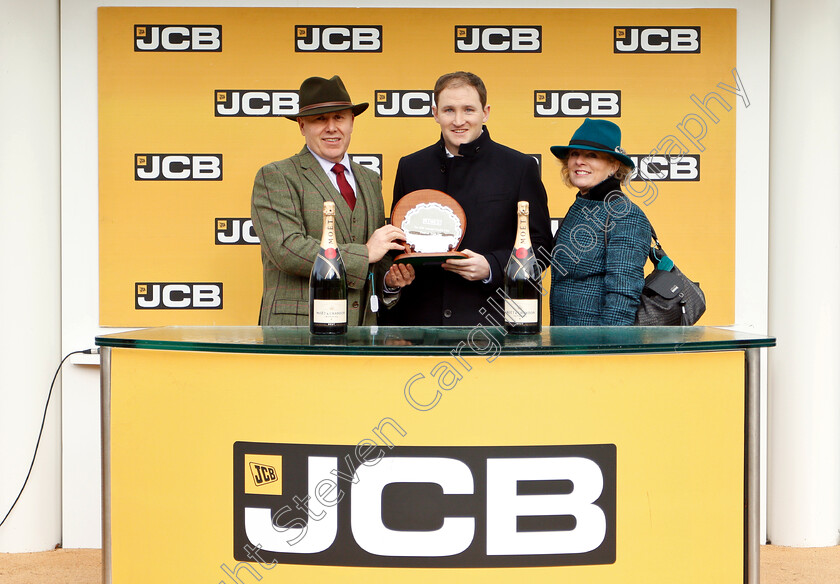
[[0, 549, 99, 584], [0, 545, 838, 582], [760, 545, 840, 583]]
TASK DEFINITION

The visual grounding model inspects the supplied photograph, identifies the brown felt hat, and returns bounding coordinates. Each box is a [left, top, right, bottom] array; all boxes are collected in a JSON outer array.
[[285, 75, 369, 120]]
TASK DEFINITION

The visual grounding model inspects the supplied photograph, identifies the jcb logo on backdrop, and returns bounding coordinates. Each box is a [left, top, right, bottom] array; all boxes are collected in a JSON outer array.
[[350, 154, 383, 177], [216, 218, 259, 245], [135, 154, 222, 180], [614, 27, 700, 53], [134, 25, 221, 51], [215, 90, 299, 117], [233, 442, 616, 568], [135, 283, 223, 309], [375, 91, 434, 117], [455, 26, 541, 52], [629, 155, 700, 181], [295, 26, 382, 52], [534, 91, 621, 117]]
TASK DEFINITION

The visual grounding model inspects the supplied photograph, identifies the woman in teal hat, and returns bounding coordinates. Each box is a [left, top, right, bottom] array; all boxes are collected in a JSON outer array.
[[548, 118, 652, 325]]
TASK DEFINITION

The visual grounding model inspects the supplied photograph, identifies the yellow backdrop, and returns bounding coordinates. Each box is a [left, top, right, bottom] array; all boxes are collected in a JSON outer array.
[[99, 7, 737, 326]]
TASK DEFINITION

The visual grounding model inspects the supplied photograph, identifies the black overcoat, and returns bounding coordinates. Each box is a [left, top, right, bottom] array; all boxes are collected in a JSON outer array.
[[382, 128, 552, 326]]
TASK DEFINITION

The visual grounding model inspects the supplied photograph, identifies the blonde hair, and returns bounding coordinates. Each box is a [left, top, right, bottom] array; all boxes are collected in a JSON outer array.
[[557, 153, 633, 189]]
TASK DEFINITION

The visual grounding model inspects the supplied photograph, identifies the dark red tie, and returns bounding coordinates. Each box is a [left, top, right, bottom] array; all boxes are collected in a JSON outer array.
[[331, 163, 356, 210]]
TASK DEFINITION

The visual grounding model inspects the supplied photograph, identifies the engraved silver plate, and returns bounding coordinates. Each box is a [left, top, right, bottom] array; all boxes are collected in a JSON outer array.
[[400, 202, 463, 253]]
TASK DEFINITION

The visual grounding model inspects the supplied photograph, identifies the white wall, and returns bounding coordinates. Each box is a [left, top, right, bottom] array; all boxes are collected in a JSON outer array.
[[768, 0, 840, 547], [53, 0, 771, 549], [0, 0, 62, 553]]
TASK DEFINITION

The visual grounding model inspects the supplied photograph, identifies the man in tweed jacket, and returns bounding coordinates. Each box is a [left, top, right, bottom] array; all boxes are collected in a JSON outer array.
[[251, 76, 412, 326]]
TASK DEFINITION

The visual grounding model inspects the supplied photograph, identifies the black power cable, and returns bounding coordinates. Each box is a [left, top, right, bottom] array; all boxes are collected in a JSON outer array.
[[0, 348, 98, 529]]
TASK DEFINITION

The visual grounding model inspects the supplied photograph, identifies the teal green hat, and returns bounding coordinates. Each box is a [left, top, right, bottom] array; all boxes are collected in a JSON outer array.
[[550, 118, 635, 170]]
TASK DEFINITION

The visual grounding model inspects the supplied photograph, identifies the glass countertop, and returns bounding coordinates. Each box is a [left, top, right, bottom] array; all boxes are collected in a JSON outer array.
[[96, 326, 775, 356]]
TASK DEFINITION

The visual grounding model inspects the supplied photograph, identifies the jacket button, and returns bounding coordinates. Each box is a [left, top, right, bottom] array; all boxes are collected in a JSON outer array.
[[352, 301, 360, 309], [443, 309, 452, 318]]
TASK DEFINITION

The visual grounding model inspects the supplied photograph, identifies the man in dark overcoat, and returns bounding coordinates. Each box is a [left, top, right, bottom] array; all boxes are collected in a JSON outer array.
[[382, 71, 552, 326]]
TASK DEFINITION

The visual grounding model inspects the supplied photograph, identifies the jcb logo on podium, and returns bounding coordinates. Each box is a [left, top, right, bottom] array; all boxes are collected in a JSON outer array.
[[250, 463, 278, 486], [375, 90, 434, 117], [135, 283, 223, 309], [455, 26, 541, 52], [216, 218, 259, 245], [134, 25, 221, 51], [244, 454, 284, 496], [233, 442, 616, 568], [349, 154, 383, 177], [135, 154, 222, 180], [295, 26, 382, 52], [534, 91, 621, 117], [629, 155, 700, 181], [614, 27, 700, 53], [215, 90, 299, 117]]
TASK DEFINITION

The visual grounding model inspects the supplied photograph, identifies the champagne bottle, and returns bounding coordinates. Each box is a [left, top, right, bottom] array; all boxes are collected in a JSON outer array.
[[309, 201, 348, 334], [503, 201, 542, 334]]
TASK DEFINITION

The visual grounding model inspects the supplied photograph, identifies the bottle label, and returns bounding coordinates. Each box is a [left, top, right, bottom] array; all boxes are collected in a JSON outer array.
[[504, 299, 539, 324], [312, 299, 347, 324], [516, 210, 531, 249]]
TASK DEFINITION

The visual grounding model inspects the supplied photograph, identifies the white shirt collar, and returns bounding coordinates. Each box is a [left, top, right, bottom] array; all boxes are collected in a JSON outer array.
[[307, 147, 352, 175], [306, 147, 357, 193]]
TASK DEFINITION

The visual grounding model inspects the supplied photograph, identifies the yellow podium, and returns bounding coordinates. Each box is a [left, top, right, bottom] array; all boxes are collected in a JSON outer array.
[[97, 326, 773, 583]]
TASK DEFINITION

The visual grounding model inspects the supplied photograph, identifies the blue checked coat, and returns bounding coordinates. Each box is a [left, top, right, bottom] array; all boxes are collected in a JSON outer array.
[[549, 178, 651, 326]]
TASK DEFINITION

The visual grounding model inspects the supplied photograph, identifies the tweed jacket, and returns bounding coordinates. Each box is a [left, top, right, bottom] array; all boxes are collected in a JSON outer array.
[[251, 147, 389, 326], [549, 178, 651, 326], [380, 128, 552, 326]]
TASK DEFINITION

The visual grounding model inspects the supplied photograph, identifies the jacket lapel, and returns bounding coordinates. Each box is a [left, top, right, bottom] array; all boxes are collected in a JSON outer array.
[[297, 148, 353, 240], [351, 161, 378, 230]]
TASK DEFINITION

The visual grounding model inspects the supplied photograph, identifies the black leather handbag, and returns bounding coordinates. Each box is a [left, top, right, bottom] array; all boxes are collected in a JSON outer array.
[[634, 230, 706, 326]]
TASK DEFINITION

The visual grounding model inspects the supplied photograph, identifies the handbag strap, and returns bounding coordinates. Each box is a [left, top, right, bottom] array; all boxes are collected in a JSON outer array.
[[647, 225, 670, 268], [650, 226, 662, 251]]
